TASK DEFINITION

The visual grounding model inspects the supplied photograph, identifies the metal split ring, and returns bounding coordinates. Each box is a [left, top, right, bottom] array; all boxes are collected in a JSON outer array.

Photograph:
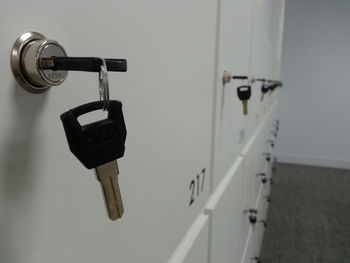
[[98, 58, 110, 110]]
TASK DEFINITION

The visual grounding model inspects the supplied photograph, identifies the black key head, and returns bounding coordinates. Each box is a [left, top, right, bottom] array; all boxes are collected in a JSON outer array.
[[261, 84, 269, 93], [237, 85, 251, 101], [61, 101, 127, 169], [249, 215, 257, 224]]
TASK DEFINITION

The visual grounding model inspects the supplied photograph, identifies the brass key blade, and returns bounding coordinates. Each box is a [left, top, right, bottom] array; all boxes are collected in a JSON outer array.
[[242, 100, 248, 115], [95, 161, 124, 221]]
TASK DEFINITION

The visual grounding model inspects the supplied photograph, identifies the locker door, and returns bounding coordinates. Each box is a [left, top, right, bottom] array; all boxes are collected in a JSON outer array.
[[248, 0, 276, 135], [270, 0, 285, 80], [254, 186, 269, 258], [257, 130, 267, 173], [241, 227, 258, 263], [263, 103, 278, 155], [240, 187, 265, 263], [240, 133, 259, 243], [255, 113, 271, 190], [247, 0, 267, 138], [260, 103, 278, 184], [212, 0, 255, 190], [254, 136, 266, 199], [262, 0, 285, 111], [0, 2, 217, 262], [205, 157, 244, 263]]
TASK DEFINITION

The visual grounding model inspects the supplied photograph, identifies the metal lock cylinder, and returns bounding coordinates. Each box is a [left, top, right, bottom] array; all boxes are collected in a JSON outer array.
[[11, 32, 68, 93], [11, 32, 127, 94]]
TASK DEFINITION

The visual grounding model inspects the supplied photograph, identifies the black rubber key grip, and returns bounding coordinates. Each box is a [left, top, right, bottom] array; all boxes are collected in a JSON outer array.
[[60, 101, 127, 169], [237, 85, 251, 100]]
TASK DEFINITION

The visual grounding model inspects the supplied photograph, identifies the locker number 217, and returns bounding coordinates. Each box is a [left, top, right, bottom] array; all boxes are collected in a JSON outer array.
[[189, 168, 206, 206]]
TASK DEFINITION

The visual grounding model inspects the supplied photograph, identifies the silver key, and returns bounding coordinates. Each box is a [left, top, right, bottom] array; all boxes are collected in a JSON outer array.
[[95, 160, 124, 221]]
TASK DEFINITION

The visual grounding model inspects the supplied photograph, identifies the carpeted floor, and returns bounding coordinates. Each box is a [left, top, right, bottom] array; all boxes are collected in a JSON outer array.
[[260, 163, 350, 263]]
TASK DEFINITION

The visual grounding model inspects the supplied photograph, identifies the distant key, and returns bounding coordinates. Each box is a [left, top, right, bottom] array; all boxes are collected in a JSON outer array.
[[260, 84, 269, 101], [60, 100, 127, 221], [237, 85, 251, 115]]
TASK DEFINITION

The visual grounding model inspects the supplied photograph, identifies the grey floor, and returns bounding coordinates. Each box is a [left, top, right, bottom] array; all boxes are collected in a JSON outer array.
[[260, 163, 350, 263]]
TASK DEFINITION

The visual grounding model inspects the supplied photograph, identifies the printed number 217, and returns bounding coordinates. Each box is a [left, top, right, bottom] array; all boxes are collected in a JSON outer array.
[[189, 168, 206, 206]]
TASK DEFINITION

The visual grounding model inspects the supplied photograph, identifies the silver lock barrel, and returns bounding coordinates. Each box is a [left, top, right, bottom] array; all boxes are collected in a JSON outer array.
[[21, 39, 68, 87]]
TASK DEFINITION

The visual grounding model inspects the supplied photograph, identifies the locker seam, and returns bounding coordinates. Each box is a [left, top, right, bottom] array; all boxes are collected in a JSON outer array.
[[208, 0, 222, 262]]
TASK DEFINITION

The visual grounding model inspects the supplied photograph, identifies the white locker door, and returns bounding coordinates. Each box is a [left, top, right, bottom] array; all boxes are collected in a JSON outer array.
[[206, 157, 244, 263], [270, 0, 285, 80], [0, 2, 217, 263], [240, 133, 259, 243], [254, 111, 273, 194], [211, 0, 255, 190], [255, 187, 269, 258], [241, 229, 257, 263], [248, 0, 275, 134], [247, 0, 265, 138]]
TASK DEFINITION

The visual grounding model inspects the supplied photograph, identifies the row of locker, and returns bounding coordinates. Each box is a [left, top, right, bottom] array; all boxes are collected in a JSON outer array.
[[212, 0, 284, 191], [0, 1, 284, 262], [213, 76, 280, 190], [169, 102, 278, 263]]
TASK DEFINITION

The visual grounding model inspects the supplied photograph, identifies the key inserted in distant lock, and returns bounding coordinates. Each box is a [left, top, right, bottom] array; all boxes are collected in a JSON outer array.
[[233, 76, 251, 115], [221, 72, 252, 116], [10, 32, 128, 221]]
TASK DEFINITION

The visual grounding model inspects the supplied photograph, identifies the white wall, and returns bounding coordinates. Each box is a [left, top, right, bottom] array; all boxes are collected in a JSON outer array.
[[276, 0, 350, 169]]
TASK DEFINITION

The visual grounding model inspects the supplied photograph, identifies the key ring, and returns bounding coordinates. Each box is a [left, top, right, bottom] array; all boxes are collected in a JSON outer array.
[[98, 58, 110, 110]]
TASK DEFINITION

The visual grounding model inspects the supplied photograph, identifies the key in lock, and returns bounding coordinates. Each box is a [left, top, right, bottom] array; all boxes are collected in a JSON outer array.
[[61, 100, 127, 221]]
